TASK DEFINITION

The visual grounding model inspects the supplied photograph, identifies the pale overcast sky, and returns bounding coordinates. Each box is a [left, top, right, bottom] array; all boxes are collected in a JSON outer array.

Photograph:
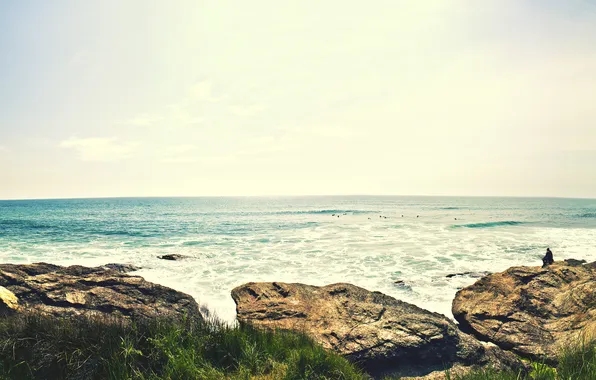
[[1, 0, 596, 199]]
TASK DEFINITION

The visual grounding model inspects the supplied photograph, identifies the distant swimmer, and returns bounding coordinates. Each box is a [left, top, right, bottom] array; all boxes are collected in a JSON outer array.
[[454, 218, 457, 220], [401, 215, 404, 217], [542, 248, 554, 268], [332, 214, 335, 216], [417, 215, 419, 218], [368, 217, 371, 220]]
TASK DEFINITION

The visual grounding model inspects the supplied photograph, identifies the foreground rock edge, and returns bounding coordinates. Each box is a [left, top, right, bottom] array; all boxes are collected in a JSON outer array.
[[232, 281, 525, 379], [0, 262, 201, 320]]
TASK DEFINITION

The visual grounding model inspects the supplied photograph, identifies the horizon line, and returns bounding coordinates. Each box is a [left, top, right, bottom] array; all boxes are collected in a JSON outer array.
[[1, 194, 595, 202]]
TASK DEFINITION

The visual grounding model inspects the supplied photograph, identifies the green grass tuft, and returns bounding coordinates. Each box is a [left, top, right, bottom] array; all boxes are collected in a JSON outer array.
[[0, 312, 366, 380], [450, 337, 596, 380], [1, 311, 595, 379]]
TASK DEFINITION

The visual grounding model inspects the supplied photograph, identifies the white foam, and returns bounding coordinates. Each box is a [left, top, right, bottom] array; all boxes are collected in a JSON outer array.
[[2, 214, 596, 323]]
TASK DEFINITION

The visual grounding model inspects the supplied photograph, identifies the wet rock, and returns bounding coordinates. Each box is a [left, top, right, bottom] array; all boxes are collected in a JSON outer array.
[[0, 262, 200, 320], [158, 254, 188, 261], [446, 271, 492, 279], [453, 260, 596, 364], [232, 282, 524, 378], [393, 280, 412, 290], [100, 263, 141, 273], [564, 258, 587, 267]]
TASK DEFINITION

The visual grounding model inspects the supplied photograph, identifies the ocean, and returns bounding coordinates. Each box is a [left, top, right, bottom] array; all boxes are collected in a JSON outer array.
[[1, 196, 595, 321]]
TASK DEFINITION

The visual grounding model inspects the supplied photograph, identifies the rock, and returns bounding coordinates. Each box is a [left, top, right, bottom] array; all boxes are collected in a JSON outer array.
[[0, 286, 19, 315], [564, 258, 587, 267], [158, 254, 188, 261], [452, 260, 596, 364], [232, 282, 524, 378], [100, 263, 141, 273], [393, 280, 412, 290], [0, 262, 200, 320], [446, 271, 492, 279]]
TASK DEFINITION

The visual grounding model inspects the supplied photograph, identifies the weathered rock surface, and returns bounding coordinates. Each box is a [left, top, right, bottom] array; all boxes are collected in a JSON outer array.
[[453, 260, 596, 363], [232, 282, 524, 378], [0, 262, 200, 319]]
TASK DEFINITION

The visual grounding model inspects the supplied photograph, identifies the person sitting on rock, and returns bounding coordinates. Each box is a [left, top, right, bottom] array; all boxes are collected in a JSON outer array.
[[542, 248, 554, 268]]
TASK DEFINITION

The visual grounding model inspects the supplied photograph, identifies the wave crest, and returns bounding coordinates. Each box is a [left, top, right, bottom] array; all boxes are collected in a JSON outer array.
[[451, 221, 526, 229], [272, 209, 376, 215], [577, 213, 596, 218]]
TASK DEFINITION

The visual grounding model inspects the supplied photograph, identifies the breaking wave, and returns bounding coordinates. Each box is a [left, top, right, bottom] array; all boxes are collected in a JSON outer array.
[[451, 221, 526, 229]]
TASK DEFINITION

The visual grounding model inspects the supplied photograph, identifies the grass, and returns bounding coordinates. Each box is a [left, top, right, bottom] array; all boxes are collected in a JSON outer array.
[[0, 312, 366, 380], [449, 337, 596, 380], [0, 311, 595, 380]]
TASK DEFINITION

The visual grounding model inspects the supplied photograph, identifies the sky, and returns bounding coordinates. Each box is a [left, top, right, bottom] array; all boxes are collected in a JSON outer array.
[[1, 0, 596, 199]]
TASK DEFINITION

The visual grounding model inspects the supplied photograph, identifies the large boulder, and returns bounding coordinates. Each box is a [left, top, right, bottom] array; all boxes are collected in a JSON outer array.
[[0, 262, 200, 320], [232, 282, 524, 378], [452, 261, 596, 364]]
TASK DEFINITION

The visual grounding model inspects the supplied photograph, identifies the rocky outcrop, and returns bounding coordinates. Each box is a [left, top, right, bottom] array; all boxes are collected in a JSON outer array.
[[453, 261, 596, 363], [0, 262, 200, 320], [232, 282, 524, 378]]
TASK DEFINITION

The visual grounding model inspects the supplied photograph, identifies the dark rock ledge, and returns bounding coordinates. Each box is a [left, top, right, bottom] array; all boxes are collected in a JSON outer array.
[[0, 262, 199, 320]]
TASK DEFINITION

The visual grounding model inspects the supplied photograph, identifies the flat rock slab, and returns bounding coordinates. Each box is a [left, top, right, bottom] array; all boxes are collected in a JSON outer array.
[[232, 282, 523, 378], [0, 262, 200, 320], [452, 261, 596, 363]]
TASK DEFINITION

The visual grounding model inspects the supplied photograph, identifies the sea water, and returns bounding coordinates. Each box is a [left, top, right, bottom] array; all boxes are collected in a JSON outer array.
[[1, 196, 595, 321]]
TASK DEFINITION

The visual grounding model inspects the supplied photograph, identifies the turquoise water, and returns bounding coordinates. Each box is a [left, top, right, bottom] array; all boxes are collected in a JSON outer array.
[[1, 196, 596, 320]]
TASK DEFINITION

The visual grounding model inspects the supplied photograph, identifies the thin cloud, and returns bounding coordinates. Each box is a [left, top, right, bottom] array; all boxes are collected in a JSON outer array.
[[159, 144, 199, 164], [60, 137, 138, 162], [116, 108, 204, 130], [229, 103, 267, 117], [167, 105, 205, 127], [189, 80, 224, 102], [116, 114, 163, 127], [235, 136, 293, 156], [278, 124, 361, 139]]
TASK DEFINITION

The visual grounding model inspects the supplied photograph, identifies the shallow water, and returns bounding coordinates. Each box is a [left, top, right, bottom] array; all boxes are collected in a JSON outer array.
[[1, 196, 595, 321]]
